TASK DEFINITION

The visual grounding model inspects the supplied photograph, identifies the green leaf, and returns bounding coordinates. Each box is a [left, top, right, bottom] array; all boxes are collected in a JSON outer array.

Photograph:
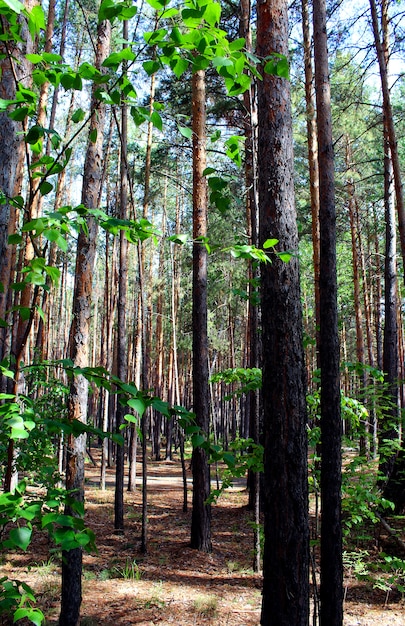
[[168, 233, 188, 244], [143, 60, 160, 76], [229, 38, 245, 51], [39, 181, 53, 196], [192, 433, 205, 448], [170, 57, 189, 78], [27, 5, 45, 38], [2, 0, 24, 13], [264, 54, 290, 80], [203, 2, 221, 25], [89, 129, 97, 143], [151, 398, 170, 417], [26, 126, 43, 145], [263, 238, 278, 249], [102, 48, 135, 69], [9, 526, 32, 551], [146, 0, 170, 8], [13, 608, 44, 626], [72, 108, 85, 123], [127, 397, 146, 417], [278, 252, 292, 263], [124, 413, 138, 424], [8, 233, 22, 245], [178, 125, 192, 139], [151, 111, 163, 131]]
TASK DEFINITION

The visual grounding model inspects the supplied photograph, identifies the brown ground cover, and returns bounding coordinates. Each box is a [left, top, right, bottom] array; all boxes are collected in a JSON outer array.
[[1, 454, 404, 625]]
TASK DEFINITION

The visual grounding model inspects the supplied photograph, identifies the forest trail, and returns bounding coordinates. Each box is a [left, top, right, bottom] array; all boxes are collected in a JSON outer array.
[[2, 452, 404, 625]]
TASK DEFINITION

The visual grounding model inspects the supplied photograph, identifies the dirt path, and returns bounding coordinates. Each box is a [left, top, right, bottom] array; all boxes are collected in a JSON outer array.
[[1, 455, 404, 625]]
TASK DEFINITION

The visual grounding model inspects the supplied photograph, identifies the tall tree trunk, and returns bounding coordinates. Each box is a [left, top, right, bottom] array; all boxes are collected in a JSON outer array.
[[301, 0, 321, 364], [190, 68, 211, 553], [369, 0, 405, 279], [114, 18, 129, 533], [379, 132, 399, 483], [257, 0, 309, 623], [313, 0, 343, 621], [0, 0, 35, 363], [59, 18, 111, 626]]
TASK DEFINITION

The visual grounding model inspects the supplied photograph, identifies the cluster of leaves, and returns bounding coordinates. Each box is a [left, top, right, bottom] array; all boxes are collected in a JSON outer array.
[[207, 436, 264, 502], [343, 550, 405, 600], [210, 367, 261, 399], [0, 481, 95, 625]]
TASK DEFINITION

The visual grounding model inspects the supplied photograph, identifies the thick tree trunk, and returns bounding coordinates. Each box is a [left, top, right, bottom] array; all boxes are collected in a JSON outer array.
[[190, 68, 211, 553], [313, 0, 343, 622], [257, 0, 309, 623], [59, 18, 111, 626]]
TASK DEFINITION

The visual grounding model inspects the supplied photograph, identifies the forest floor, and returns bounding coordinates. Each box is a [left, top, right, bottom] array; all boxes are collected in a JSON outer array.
[[2, 451, 405, 625]]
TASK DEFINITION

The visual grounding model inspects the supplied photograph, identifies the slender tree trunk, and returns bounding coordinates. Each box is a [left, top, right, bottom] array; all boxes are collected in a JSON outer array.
[[59, 18, 111, 626], [257, 0, 309, 622], [301, 0, 321, 363], [313, 0, 343, 622], [114, 19, 129, 532], [379, 129, 399, 480], [369, 0, 405, 279], [190, 67, 211, 553]]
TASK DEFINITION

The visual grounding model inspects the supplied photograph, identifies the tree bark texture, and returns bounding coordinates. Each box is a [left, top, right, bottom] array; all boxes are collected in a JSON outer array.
[[114, 18, 129, 532], [301, 0, 321, 367], [313, 0, 343, 622], [369, 0, 405, 282], [59, 18, 111, 626], [380, 131, 399, 483], [0, 1, 35, 360], [190, 68, 212, 553], [257, 0, 309, 623]]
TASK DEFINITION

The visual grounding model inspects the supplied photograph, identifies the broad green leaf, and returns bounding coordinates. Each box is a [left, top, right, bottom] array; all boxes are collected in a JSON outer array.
[[72, 108, 85, 123], [89, 129, 97, 143], [102, 48, 135, 69], [27, 5, 46, 38], [146, 0, 170, 9], [178, 125, 192, 139], [170, 57, 188, 78], [42, 52, 62, 63], [203, 167, 216, 175], [143, 60, 160, 76], [17, 306, 31, 321], [168, 233, 188, 244], [124, 413, 138, 424], [8, 233, 22, 245], [151, 111, 163, 131], [13, 607, 44, 626], [9, 526, 32, 551], [212, 56, 233, 69], [127, 397, 146, 417], [143, 28, 168, 46], [264, 54, 290, 80], [0, 98, 14, 110], [39, 181, 53, 196], [263, 238, 279, 248], [203, 2, 221, 25], [2, 0, 24, 14], [229, 38, 245, 51], [278, 252, 292, 263], [151, 398, 170, 417], [192, 433, 205, 448], [26, 125, 43, 145]]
